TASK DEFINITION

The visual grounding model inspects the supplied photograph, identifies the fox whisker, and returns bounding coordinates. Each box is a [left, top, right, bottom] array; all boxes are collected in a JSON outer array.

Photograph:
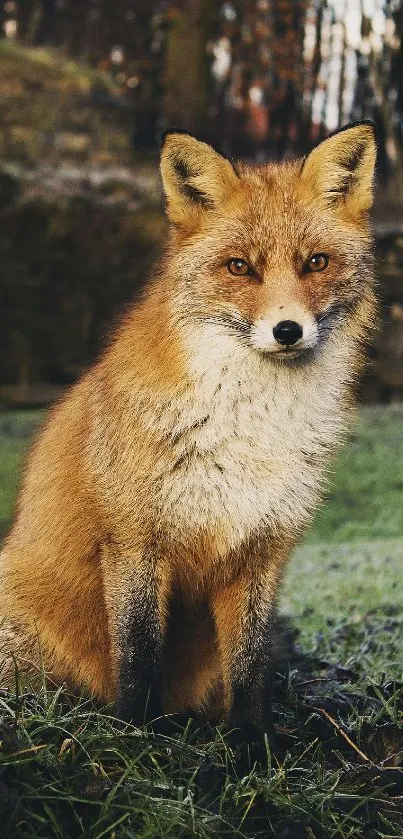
[[182, 312, 253, 337]]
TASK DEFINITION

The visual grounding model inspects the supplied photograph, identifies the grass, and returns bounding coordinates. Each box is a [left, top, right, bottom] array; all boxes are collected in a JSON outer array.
[[282, 540, 403, 678], [0, 411, 43, 539], [304, 405, 403, 544], [0, 405, 402, 838], [0, 39, 118, 93]]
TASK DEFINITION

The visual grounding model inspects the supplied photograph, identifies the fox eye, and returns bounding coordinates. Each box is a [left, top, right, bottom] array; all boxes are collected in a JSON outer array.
[[227, 258, 252, 276], [305, 253, 329, 272]]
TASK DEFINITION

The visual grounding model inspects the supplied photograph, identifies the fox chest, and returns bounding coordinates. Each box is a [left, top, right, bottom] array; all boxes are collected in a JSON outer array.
[[157, 372, 340, 548]]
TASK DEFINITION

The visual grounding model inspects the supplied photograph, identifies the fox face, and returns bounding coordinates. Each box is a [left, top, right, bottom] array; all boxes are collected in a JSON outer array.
[[160, 124, 376, 362]]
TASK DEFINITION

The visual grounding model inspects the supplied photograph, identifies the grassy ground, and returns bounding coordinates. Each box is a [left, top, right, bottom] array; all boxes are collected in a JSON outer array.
[[0, 411, 43, 540], [303, 406, 403, 544], [0, 406, 402, 838]]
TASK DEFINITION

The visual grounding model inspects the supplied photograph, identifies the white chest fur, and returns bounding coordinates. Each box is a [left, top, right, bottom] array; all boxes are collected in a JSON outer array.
[[142, 324, 354, 552]]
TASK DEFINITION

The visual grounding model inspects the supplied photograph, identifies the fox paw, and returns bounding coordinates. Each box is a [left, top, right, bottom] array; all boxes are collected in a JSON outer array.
[[226, 721, 270, 771]]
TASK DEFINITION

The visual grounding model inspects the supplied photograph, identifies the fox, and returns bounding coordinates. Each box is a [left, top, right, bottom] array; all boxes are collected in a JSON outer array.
[[0, 122, 377, 741]]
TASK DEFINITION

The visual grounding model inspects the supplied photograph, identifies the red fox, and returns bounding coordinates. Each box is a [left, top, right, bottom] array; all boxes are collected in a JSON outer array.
[[0, 123, 377, 738]]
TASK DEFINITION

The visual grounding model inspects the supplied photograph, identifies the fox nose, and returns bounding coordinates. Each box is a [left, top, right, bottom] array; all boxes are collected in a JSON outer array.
[[273, 320, 303, 346]]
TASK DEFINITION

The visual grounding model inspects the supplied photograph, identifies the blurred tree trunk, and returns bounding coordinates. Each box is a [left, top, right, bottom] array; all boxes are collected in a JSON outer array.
[[19, 1, 43, 45], [57, 2, 88, 56], [163, 0, 214, 134], [0, 1, 5, 38], [337, 20, 347, 125], [79, 0, 105, 63], [270, 0, 308, 156], [35, 0, 56, 45], [362, 5, 403, 202], [310, 1, 324, 109], [226, 0, 308, 158], [18, 0, 57, 46], [391, 2, 403, 198]]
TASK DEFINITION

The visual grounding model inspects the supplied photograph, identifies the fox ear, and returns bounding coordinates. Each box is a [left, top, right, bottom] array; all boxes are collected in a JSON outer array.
[[160, 132, 239, 229], [300, 122, 377, 216]]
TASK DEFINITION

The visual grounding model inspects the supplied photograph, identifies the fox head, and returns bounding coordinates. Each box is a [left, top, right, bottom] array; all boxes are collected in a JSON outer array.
[[160, 123, 377, 361]]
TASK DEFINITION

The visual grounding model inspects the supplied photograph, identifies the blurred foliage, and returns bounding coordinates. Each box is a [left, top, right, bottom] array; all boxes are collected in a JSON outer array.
[[0, 38, 132, 166], [0, 1, 403, 164]]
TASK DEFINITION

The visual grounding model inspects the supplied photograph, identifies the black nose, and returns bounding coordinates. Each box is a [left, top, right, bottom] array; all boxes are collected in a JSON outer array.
[[273, 320, 303, 346]]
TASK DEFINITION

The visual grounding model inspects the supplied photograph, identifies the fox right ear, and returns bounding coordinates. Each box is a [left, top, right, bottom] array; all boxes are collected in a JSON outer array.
[[300, 122, 377, 217], [160, 132, 239, 230]]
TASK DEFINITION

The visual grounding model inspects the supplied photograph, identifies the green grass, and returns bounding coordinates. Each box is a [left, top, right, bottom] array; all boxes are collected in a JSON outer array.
[[0, 405, 402, 837], [282, 540, 403, 677], [304, 405, 403, 544], [0, 411, 43, 539]]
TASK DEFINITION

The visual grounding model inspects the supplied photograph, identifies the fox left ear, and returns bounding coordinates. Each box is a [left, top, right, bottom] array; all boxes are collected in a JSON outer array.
[[160, 131, 239, 230], [300, 122, 377, 216]]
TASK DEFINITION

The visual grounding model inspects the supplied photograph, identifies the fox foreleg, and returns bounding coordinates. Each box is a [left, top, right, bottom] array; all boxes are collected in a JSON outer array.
[[212, 544, 289, 740], [101, 541, 170, 724]]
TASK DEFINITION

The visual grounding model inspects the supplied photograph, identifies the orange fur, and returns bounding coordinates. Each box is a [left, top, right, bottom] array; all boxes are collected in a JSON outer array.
[[0, 124, 377, 729]]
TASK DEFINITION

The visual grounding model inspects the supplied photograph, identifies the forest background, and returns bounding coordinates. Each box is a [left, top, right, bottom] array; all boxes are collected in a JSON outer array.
[[0, 0, 402, 407]]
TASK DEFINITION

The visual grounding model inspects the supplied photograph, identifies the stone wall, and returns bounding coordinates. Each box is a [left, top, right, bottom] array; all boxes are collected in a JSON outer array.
[[0, 163, 165, 407]]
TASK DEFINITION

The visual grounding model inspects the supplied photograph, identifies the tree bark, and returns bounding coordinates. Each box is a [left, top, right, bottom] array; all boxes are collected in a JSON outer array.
[[163, 0, 214, 135]]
